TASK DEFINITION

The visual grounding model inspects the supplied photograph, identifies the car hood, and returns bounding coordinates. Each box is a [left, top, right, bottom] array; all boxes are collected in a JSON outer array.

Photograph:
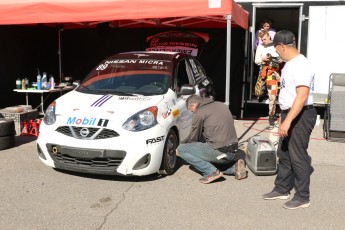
[[54, 91, 164, 122]]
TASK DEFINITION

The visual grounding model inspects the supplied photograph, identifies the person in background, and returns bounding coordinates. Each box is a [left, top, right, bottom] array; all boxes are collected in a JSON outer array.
[[255, 19, 276, 49], [262, 30, 317, 210], [176, 95, 247, 184], [255, 30, 282, 128]]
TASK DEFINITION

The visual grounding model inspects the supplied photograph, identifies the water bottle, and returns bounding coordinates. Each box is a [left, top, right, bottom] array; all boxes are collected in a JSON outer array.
[[50, 75, 55, 89], [16, 78, 21, 89], [37, 72, 42, 90], [42, 72, 47, 83], [41, 72, 47, 89], [21, 79, 26, 90]]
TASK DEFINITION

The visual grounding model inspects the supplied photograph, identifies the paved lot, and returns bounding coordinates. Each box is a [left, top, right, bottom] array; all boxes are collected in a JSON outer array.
[[1, 118, 345, 230]]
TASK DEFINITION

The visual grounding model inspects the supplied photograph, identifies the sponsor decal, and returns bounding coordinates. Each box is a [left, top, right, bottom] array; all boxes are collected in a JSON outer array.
[[146, 135, 165, 145], [146, 47, 195, 56], [162, 102, 172, 119], [145, 31, 209, 57], [189, 59, 199, 76], [97, 119, 109, 127], [91, 95, 113, 107], [96, 59, 165, 71], [96, 63, 108, 71], [151, 65, 168, 70], [138, 60, 164, 65], [118, 97, 151, 101], [172, 109, 180, 118], [96, 60, 137, 70], [201, 79, 210, 86], [66, 117, 109, 127]]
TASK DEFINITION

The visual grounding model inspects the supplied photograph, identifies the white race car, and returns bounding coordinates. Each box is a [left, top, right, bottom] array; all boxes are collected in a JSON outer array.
[[37, 51, 215, 176]]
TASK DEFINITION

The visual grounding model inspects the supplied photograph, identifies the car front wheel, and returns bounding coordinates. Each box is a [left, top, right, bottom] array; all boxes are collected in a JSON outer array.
[[158, 129, 178, 175]]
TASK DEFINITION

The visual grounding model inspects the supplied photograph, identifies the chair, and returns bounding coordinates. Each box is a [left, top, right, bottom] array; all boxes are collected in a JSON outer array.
[[323, 73, 345, 142]]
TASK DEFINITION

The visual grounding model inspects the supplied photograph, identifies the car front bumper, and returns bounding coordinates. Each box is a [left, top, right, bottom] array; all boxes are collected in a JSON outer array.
[[37, 124, 167, 176]]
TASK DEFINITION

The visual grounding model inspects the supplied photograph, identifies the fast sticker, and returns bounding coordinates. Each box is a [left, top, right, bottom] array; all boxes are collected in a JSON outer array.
[[146, 136, 165, 145]]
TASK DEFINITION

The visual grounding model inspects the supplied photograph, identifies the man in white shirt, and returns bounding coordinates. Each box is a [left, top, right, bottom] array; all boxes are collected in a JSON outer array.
[[262, 30, 317, 210]]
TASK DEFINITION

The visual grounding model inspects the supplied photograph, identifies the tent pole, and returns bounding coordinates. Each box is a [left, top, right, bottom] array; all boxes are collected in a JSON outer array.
[[225, 15, 231, 106], [58, 28, 63, 83]]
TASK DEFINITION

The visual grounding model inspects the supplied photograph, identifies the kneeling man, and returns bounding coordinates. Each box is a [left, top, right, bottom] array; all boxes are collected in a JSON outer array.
[[176, 95, 247, 184]]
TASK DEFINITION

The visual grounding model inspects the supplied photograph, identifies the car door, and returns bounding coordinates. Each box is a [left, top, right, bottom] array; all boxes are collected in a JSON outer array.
[[186, 57, 215, 98], [173, 59, 195, 142]]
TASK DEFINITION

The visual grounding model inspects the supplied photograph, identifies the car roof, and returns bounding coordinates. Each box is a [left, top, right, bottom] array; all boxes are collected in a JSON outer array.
[[107, 51, 191, 62]]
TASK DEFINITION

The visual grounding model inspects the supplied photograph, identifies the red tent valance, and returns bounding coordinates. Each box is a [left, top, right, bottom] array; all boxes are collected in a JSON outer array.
[[0, 0, 248, 29]]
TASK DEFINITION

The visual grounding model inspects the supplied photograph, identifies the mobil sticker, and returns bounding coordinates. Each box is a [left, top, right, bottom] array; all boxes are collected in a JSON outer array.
[[66, 117, 109, 127]]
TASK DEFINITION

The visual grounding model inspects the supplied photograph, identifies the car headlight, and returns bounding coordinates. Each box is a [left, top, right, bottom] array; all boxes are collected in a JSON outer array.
[[43, 101, 56, 125], [122, 106, 158, 131]]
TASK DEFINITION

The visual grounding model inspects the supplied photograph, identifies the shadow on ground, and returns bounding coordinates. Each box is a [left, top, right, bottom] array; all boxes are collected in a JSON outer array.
[[15, 135, 37, 147]]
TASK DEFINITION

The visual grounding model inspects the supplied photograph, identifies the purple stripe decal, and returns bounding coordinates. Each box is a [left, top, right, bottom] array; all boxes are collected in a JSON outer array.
[[91, 95, 113, 107], [91, 95, 108, 106], [97, 95, 112, 107]]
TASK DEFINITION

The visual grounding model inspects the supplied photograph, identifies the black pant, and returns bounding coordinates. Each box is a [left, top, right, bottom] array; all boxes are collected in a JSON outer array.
[[274, 107, 317, 201]]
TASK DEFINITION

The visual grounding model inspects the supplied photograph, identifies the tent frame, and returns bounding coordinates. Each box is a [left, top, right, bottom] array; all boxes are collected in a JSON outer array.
[[1, 0, 248, 106]]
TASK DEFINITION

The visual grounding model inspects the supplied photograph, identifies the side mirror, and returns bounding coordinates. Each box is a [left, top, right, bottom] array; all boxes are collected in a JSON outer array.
[[177, 84, 195, 96]]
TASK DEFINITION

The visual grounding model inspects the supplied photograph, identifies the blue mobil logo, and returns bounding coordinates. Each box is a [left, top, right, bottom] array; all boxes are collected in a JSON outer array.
[[66, 117, 109, 127]]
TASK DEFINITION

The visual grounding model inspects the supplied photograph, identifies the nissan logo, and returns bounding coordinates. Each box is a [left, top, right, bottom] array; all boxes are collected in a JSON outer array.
[[80, 128, 90, 137]]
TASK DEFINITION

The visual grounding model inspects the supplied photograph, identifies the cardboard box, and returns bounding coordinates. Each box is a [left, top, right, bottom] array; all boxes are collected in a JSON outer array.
[[0, 109, 39, 135]]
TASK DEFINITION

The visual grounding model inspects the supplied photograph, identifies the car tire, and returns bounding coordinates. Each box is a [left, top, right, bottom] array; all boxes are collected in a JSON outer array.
[[0, 118, 15, 137], [0, 135, 15, 150], [158, 129, 178, 175]]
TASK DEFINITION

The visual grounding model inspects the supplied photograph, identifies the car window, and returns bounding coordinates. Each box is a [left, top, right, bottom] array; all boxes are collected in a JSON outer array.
[[77, 58, 172, 96], [187, 58, 208, 84], [186, 58, 215, 98], [175, 59, 194, 93]]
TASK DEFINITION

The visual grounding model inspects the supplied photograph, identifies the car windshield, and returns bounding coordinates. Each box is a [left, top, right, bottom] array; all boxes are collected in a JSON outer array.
[[77, 58, 172, 96]]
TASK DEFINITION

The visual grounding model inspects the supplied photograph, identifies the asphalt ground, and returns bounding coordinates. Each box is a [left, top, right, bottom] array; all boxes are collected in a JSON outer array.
[[1, 117, 345, 230]]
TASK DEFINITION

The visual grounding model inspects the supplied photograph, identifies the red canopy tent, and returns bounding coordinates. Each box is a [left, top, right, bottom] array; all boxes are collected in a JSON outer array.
[[0, 0, 248, 105]]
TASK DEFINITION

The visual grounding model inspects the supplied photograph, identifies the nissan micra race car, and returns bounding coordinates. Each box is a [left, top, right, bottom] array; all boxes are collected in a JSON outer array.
[[37, 51, 215, 176]]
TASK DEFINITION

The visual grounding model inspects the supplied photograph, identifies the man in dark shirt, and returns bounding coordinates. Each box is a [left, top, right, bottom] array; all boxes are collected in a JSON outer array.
[[176, 95, 247, 184]]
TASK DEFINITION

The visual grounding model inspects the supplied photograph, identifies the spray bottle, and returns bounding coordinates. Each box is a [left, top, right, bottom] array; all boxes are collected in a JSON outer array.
[[50, 75, 55, 90], [37, 68, 42, 90]]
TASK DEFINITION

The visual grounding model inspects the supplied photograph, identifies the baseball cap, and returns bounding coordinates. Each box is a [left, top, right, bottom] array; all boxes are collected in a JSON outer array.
[[273, 30, 296, 46]]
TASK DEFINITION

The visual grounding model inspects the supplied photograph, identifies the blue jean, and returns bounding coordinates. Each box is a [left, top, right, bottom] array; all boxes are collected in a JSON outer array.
[[177, 142, 237, 177]]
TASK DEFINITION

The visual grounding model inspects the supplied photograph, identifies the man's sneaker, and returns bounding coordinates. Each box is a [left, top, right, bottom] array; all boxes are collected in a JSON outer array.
[[262, 190, 291, 200], [283, 199, 310, 210], [234, 159, 247, 180], [199, 170, 223, 184]]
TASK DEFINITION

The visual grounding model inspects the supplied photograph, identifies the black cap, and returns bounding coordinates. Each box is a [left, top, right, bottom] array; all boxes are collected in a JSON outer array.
[[273, 30, 296, 46]]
